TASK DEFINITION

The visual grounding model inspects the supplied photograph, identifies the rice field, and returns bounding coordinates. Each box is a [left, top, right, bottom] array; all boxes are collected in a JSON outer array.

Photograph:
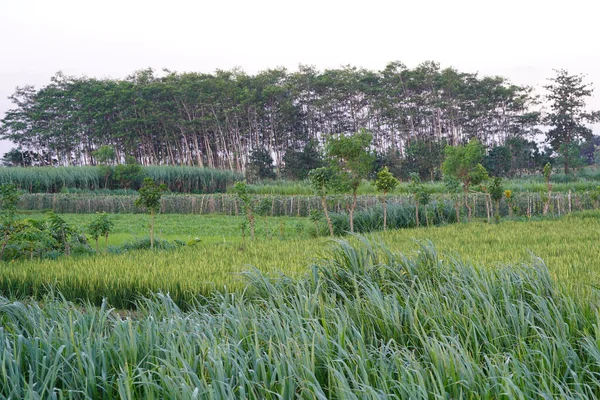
[[1, 211, 599, 309], [2, 231, 600, 398]]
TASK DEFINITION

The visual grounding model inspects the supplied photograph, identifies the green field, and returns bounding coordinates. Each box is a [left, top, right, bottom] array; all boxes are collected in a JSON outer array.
[[2, 215, 600, 398], [2, 212, 599, 308]]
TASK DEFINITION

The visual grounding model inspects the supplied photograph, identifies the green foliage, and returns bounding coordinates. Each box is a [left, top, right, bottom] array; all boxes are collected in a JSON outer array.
[[403, 139, 446, 180], [92, 145, 116, 165], [326, 131, 375, 192], [86, 212, 114, 252], [246, 148, 276, 182], [488, 177, 504, 202], [4, 234, 600, 397], [114, 156, 144, 189], [282, 141, 324, 180], [483, 145, 512, 177], [375, 166, 399, 194], [135, 178, 168, 215], [233, 181, 256, 239], [544, 69, 600, 174], [442, 138, 489, 191], [135, 178, 167, 249]]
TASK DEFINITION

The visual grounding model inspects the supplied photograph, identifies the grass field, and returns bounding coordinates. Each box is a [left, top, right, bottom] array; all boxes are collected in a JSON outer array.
[[1, 211, 599, 308]]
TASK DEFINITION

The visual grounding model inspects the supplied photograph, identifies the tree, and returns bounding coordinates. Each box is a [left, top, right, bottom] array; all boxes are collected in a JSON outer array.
[[114, 156, 144, 189], [46, 212, 76, 256], [134, 178, 167, 249], [282, 141, 324, 180], [326, 130, 375, 233], [87, 212, 114, 252], [403, 140, 446, 180], [488, 177, 504, 223], [93, 145, 116, 188], [308, 167, 335, 237], [483, 146, 512, 178], [544, 70, 600, 174], [247, 148, 276, 182], [232, 181, 256, 239], [375, 167, 399, 231], [442, 138, 489, 221]]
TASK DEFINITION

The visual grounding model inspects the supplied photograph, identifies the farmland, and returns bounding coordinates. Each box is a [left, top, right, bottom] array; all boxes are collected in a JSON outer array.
[[1, 212, 600, 397], [1, 211, 599, 308]]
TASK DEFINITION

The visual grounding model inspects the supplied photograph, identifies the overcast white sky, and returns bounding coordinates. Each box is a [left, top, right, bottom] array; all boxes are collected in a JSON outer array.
[[1, 0, 599, 156]]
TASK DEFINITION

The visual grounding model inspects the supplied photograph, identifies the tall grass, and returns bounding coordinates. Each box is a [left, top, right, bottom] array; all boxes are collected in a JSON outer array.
[[0, 166, 242, 193], [1, 238, 600, 397]]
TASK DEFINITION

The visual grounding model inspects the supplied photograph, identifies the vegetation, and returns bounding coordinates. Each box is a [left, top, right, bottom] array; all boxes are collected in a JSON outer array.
[[134, 178, 168, 249], [0, 165, 242, 193], [374, 166, 399, 231], [2, 235, 600, 397]]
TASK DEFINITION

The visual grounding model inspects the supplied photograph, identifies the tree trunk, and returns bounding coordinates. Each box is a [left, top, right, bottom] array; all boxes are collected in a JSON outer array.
[[150, 211, 155, 250], [321, 196, 334, 237], [248, 208, 255, 239], [464, 188, 472, 221], [415, 198, 420, 227], [349, 191, 358, 233], [383, 193, 387, 232]]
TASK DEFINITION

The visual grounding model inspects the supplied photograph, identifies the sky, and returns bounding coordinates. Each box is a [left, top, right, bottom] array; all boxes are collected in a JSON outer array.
[[1, 0, 599, 156]]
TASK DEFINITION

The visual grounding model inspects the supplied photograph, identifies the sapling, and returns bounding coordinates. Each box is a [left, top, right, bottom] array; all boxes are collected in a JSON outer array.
[[87, 212, 114, 252], [135, 178, 167, 250], [233, 181, 255, 239], [375, 167, 399, 231], [542, 163, 552, 216], [308, 167, 335, 236]]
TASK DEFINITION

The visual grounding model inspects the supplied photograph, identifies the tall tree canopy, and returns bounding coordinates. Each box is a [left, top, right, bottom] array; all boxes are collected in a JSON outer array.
[[0, 62, 541, 172], [544, 69, 599, 174]]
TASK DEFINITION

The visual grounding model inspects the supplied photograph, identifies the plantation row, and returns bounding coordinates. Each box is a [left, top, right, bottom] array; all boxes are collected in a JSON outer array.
[[0, 165, 242, 193], [2, 237, 600, 398], [16, 191, 600, 218]]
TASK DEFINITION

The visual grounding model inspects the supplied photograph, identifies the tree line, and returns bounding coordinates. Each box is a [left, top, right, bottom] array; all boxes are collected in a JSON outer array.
[[1, 64, 597, 176]]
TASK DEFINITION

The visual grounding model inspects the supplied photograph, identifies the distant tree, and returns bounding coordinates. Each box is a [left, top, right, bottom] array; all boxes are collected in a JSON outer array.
[[282, 141, 324, 180], [326, 130, 375, 233], [442, 138, 489, 221], [483, 146, 512, 177], [134, 178, 167, 249], [114, 156, 144, 189], [375, 167, 399, 231], [247, 148, 276, 182], [544, 69, 600, 174], [93, 145, 116, 188], [403, 140, 446, 181]]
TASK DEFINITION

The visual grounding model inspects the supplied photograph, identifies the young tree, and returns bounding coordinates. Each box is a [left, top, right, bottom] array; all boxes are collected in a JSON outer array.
[[488, 177, 504, 223], [233, 181, 256, 239], [134, 178, 167, 249], [542, 163, 553, 216], [46, 212, 76, 256], [87, 212, 114, 252], [544, 69, 600, 174], [326, 130, 375, 233], [375, 167, 399, 231], [442, 138, 489, 221], [308, 167, 335, 237]]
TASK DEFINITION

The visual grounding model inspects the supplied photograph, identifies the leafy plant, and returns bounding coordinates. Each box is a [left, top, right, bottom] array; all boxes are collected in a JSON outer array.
[[87, 212, 114, 252], [134, 178, 167, 249], [375, 166, 399, 231]]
